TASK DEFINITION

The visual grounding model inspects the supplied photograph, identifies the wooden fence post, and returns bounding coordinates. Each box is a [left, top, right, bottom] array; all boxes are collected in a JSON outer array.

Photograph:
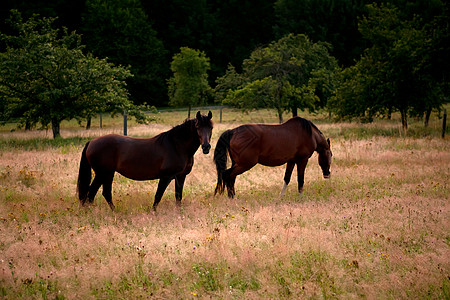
[[443, 109, 447, 139], [99, 113, 103, 129], [220, 107, 223, 123], [123, 110, 127, 136]]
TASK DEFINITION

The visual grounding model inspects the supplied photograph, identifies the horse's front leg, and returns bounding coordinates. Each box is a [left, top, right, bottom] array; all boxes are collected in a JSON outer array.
[[296, 158, 309, 194], [174, 157, 193, 206], [280, 161, 295, 197], [153, 177, 173, 210], [174, 174, 187, 206]]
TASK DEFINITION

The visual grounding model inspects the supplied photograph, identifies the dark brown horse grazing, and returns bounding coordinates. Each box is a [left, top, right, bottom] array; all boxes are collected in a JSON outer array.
[[77, 111, 213, 210], [214, 117, 332, 198]]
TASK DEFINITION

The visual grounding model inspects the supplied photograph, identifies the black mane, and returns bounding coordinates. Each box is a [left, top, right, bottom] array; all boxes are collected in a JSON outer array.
[[294, 117, 323, 137], [155, 119, 196, 144]]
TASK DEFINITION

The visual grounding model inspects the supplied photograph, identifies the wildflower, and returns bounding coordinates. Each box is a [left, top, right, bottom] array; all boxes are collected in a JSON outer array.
[[241, 206, 249, 215]]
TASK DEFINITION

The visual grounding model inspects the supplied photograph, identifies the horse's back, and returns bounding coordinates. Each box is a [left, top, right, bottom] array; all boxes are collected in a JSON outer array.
[[86, 134, 160, 177], [229, 119, 316, 166]]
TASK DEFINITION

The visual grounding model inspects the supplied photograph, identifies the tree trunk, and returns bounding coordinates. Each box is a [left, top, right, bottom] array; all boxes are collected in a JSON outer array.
[[86, 117, 91, 130], [25, 120, 31, 131], [424, 109, 431, 127], [277, 107, 283, 124], [52, 119, 61, 139], [291, 106, 298, 117], [187, 105, 191, 119], [400, 109, 408, 132]]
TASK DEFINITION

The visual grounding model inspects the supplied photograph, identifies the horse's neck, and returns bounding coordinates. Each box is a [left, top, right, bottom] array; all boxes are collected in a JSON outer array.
[[170, 121, 199, 154], [313, 130, 328, 152]]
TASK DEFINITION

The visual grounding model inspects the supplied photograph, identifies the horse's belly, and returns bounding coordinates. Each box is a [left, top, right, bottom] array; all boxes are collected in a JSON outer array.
[[116, 157, 162, 180], [257, 146, 295, 166], [258, 156, 290, 167], [116, 168, 159, 181], [116, 157, 185, 181]]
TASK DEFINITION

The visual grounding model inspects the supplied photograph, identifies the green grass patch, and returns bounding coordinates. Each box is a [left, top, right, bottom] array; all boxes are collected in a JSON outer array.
[[0, 136, 90, 151]]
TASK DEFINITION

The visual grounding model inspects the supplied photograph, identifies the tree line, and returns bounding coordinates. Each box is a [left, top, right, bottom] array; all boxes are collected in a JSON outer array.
[[0, 0, 449, 137]]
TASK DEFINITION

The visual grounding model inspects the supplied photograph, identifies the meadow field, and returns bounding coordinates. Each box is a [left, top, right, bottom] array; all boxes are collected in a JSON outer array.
[[0, 108, 449, 299]]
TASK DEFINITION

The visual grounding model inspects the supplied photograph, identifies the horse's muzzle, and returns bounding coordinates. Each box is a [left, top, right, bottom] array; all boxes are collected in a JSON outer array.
[[202, 144, 211, 154], [323, 171, 331, 179]]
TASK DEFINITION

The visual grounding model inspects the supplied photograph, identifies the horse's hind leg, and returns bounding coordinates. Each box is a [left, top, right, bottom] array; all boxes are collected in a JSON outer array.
[[225, 163, 254, 199], [87, 175, 102, 204], [221, 168, 235, 198], [280, 162, 295, 197], [101, 172, 115, 211], [227, 176, 236, 198]]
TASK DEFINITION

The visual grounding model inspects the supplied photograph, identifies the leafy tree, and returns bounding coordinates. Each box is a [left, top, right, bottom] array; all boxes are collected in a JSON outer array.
[[214, 64, 245, 104], [330, 3, 449, 130], [0, 10, 133, 138], [221, 34, 338, 123], [168, 47, 211, 118], [81, 0, 168, 106]]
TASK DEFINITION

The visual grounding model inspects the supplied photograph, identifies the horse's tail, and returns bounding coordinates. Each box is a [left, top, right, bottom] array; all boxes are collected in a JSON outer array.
[[214, 130, 233, 195], [77, 141, 91, 203]]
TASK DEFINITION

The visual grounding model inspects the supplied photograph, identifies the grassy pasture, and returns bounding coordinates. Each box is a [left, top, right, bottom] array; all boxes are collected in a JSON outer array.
[[0, 108, 449, 299]]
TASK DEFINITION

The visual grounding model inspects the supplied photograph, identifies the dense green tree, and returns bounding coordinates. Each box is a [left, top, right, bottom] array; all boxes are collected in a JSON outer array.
[[214, 64, 245, 104], [168, 47, 211, 118], [81, 0, 168, 106], [329, 3, 449, 130], [0, 10, 133, 138], [2, 0, 447, 113], [221, 34, 338, 123]]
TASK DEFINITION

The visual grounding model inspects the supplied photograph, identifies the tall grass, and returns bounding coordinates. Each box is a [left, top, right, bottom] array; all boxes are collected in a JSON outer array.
[[0, 109, 449, 299]]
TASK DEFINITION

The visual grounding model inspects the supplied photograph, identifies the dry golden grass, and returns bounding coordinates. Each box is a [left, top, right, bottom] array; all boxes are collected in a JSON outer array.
[[0, 110, 449, 299]]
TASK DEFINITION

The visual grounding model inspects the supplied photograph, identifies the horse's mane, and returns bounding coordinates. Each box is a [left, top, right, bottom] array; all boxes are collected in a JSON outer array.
[[295, 117, 323, 137], [158, 115, 212, 141], [157, 119, 195, 141]]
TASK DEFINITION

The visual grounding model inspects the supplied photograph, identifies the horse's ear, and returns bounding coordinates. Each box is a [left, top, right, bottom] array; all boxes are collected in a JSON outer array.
[[208, 111, 212, 119], [327, 138, 330, 147], [196, 111, 201, 120]]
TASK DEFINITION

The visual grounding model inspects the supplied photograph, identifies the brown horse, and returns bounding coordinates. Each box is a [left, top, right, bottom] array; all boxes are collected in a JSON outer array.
[[214, 117, 332, 198], [77, 111, 213, 210]]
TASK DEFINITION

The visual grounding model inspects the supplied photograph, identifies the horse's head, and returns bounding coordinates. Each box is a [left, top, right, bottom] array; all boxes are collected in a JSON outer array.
[[195, 111, 213, 154], [318, 138, 332, 179]]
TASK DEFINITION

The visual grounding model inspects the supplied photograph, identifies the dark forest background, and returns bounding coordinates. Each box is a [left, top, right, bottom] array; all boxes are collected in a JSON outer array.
[[0, 0, 446, 107]]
